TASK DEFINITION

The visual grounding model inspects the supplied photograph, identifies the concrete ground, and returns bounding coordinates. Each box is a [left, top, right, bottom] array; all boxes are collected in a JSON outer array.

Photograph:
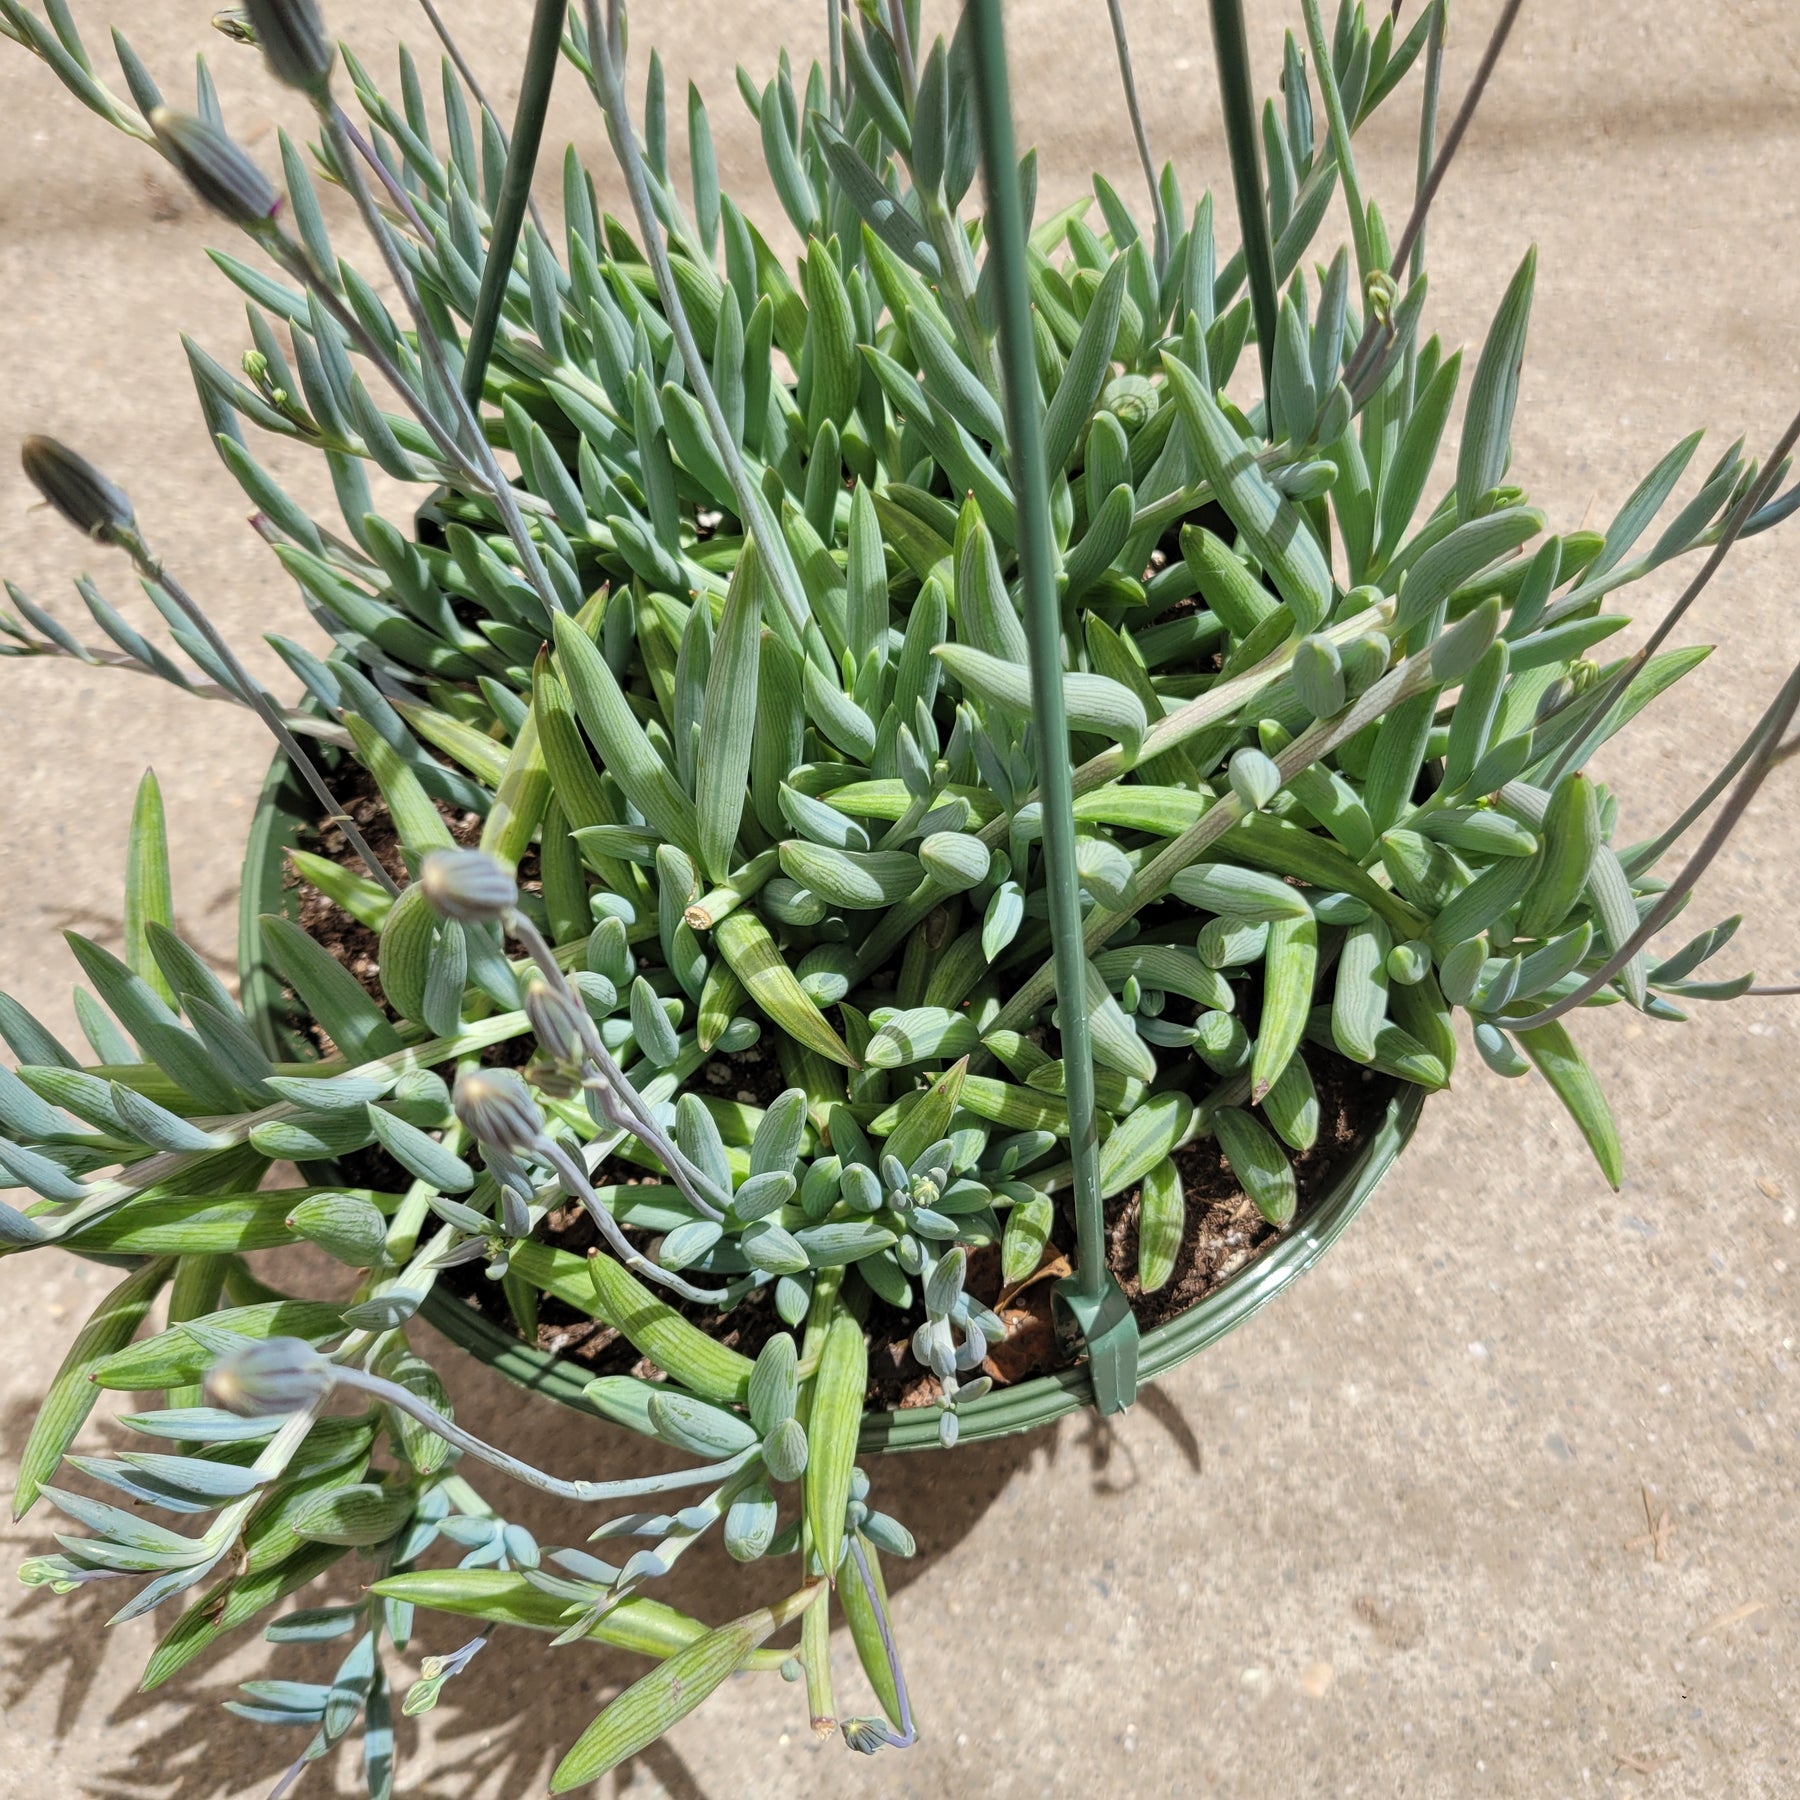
[[2, 1, 1798, 1794]]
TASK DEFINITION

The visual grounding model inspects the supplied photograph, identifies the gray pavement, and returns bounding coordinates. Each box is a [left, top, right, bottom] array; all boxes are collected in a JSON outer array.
[[1, 2, 1797, 1794]]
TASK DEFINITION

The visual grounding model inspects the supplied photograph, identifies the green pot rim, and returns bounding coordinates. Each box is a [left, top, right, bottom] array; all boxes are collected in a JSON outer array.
[[241, 752, 1427, 1454]]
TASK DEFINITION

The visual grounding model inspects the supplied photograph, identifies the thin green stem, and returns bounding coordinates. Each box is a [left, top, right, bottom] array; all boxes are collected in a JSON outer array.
[[1390, 0, 1524, 280], [1543, 397, 1800, 786], [321, 109, 475, 462], [1207, 0, 1280, 395], [1623, 673, 1799, 875], [319, 105, 564, 619], [535, 1138, 732, 1303], [1299, 0, 1373, 285], [122, 539, 399, 897], [332, 1363, 760, 1501], [336, 111, 431, 237], [415, 0, 548, 231], [1503, 660, 1800, 1033], [0, 631, 351, 741], [965, 0, 1105, 1303], [1342, 0, 1523, 395], [1103, 0, 1170, 279], [580, 0, 814, 642], [263, 230, 480, 486], [460, 0, 567, 407], [1411, 0, 1446, 287], [884, 0, 918, 105], [827, 0, 845, 124]]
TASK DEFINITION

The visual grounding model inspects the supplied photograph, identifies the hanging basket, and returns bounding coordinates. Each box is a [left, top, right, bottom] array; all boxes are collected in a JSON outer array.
[[241, 752, 1427, 1453]]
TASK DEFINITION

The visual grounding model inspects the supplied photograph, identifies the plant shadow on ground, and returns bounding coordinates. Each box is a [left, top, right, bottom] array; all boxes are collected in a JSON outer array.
[[1, 1367, 1204, 1799]]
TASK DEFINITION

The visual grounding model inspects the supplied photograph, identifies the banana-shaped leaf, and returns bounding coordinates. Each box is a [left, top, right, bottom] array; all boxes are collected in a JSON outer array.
[[839, 1532, 903, 1726], [550, 1589, 818, 1791], [1392, 506, 1544, 641], [1136, 1157, 1185, 1292], [805, 1311, 867, 1579], [1251, 913, 1317, 1101], [1098, 1092, 1189, 1198], [341, 714, 455, 855], [1162, 353, 1333, 631], [777, 841, 923, 910], [1211, 1106, 1297, 1226], [478, 703, 550, 870], [1044, 257, 1128, 474], [815, 119, 937, 274], [14, 1257, 173, 1518], [1180, 523, 1278, 637], [1092, 945, 1234, 1012], [1080, 961, 1157, 1082], [952, 499, 1028, 664], [259, 916, 405, 1063], [935, 643, 1145, 759], [586, 1255, 753, 1405], [1261, 1051, 1319, 1151], [553, 614, 700, 858], [1515, 1020, 1622, 1189], [865, 1007, 981, 1069], [377, 883, 435, 1023], [1456, 247, 1536, 520], [1332, 916, 1392, 1064], [124, 770, 175, 1006], [1517, 774, 1600, 940], [292, 1482, 413, 1548], [1001, 1191, 1055, 1283]]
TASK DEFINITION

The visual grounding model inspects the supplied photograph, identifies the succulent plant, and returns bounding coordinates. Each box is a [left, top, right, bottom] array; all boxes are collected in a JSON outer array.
[[2, 0, 1796, 1788]]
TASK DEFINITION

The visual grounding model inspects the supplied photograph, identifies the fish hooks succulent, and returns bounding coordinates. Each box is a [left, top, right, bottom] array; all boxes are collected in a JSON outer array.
[[2, 0, 1798, 1787]]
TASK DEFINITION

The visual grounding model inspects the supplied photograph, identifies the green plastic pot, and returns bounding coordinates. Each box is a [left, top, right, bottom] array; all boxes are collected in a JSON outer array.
[[241, 752, 1428, 1454]]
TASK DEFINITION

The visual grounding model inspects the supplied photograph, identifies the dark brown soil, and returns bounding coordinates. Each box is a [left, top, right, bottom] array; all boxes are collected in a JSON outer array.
[[862, 1047, 1395, 1409], [287, 749, 1402, 1415], [288, 761, 547, 1004], [437, 1044, 1397, 1410], [284, 760, 485, 1023]]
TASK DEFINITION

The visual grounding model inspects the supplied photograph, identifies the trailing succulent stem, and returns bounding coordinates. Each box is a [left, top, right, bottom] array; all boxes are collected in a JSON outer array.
[[2, 0, 1796, 1790]]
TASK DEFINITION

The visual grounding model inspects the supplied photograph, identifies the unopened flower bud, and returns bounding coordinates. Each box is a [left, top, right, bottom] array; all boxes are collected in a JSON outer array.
[[522, 971, 586, 1066], [20, 436, 136, 546], [205, 1336, 332, 1416], [842, 1718, 889, 1756], [211, 9, 258, 45], [453, 1067, 544, 1156], [498, 1183, 532, 1239], [242, 0, 335, 97], [150, 107, 283, 229], [419, 848, 517, 923]]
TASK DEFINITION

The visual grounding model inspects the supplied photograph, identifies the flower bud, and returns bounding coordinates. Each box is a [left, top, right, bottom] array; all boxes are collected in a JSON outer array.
[[210, 10, 258, 45], [452, 1067, 544, 1156], [242, 0, 335, 97], [205, 1336, 332, 1416], [419, 848, 517, 923], [20, 436, 136, 545], [498, 1183, 532, 1239], [149, 107, 283, 229], [522, 971, 587, 1066], [842, 1718, 889, 1755]]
